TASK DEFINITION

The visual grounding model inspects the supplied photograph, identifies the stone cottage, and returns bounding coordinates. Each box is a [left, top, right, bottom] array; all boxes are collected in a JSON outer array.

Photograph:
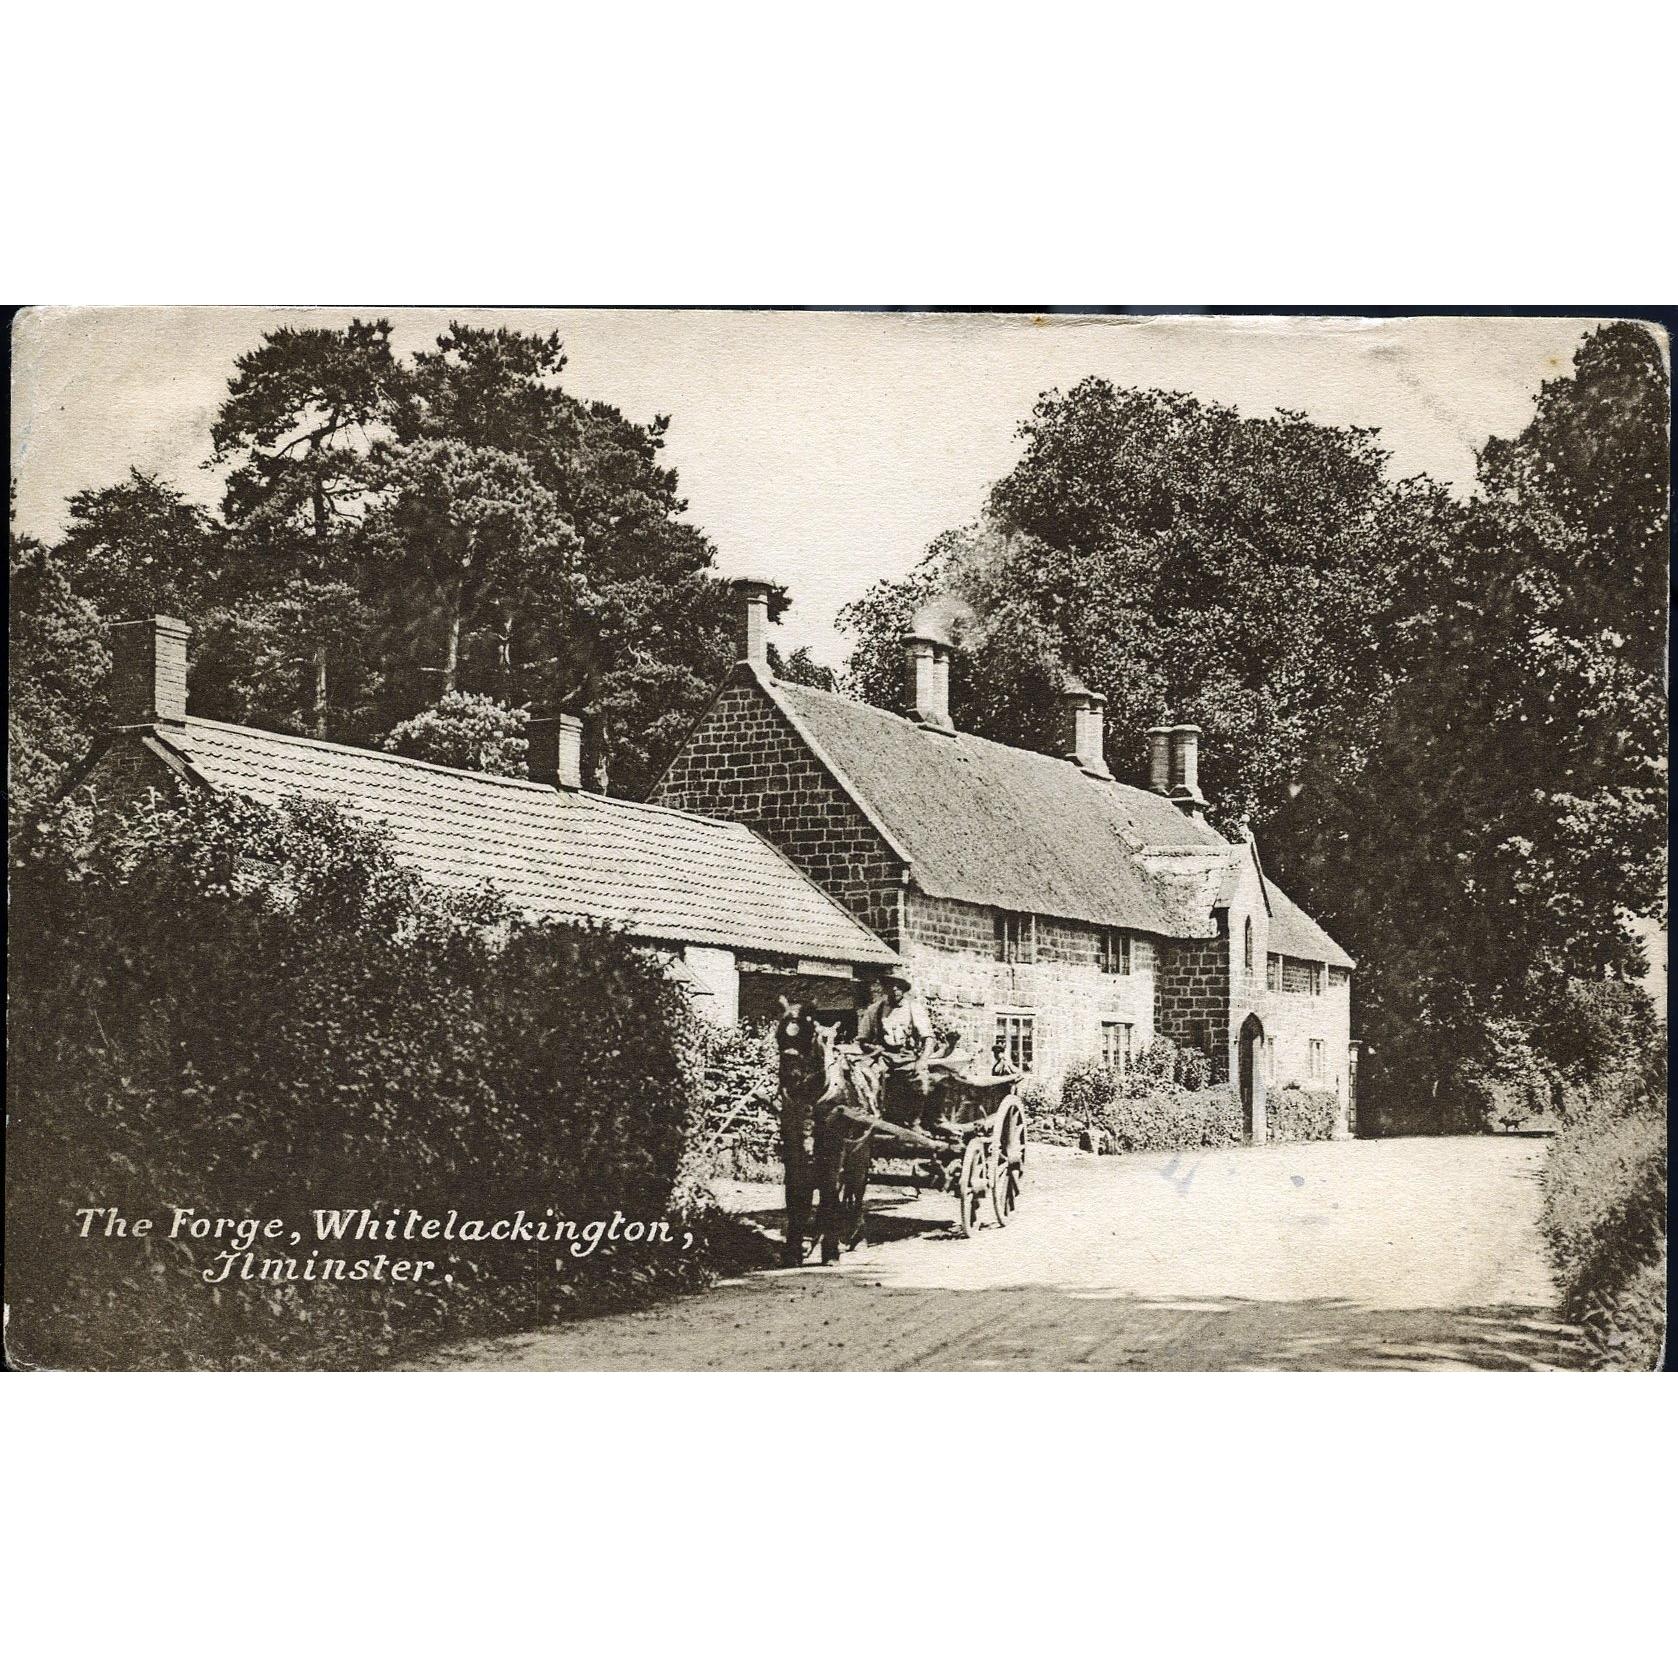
[[650, 580, 1357, 1139], [70, 617, 896, 1027]]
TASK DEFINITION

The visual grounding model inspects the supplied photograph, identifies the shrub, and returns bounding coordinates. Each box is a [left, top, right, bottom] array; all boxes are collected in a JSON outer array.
[[1268, 1085, 1338, 1142], [1127, 1036, 1178, 1093], [383, 691, 530, 777], [1175, 1046, 1210, 1092], [1100, 1084, 1244, 1154], [1059, 1057, 1119, 1117], [5, 789, 712, 1370], [685, 1019, 781, 1182], [1541, 1038, 1666, 1371]]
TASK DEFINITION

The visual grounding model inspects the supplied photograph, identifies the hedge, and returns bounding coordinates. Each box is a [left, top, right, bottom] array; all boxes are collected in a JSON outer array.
[[5, 790, 730, 1370], [1267, 1086, 1338, 1143], [1540, 1039, 1666, 1371]]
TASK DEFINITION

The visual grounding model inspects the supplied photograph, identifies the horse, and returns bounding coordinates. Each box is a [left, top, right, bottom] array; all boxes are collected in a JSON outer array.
[[774, 999, 884, 1264], [808, 1019, 884, 1263]]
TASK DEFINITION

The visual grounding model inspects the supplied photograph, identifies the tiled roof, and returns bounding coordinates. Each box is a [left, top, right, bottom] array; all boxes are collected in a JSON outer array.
[[759, 672, 1353, 964], [764, 677, 1226, 938], [156, 716, 895, 969]]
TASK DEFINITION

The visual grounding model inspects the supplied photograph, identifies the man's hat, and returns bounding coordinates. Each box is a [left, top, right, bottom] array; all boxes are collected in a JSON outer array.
[[883, 962, 913, 988]]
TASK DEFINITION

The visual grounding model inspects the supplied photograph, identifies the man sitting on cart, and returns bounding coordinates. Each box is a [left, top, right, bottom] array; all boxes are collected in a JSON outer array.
[[857, 964, 957, 1131]]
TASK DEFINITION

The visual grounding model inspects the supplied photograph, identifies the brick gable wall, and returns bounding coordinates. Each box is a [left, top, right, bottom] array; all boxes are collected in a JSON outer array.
[[649, 676, 905, 944]]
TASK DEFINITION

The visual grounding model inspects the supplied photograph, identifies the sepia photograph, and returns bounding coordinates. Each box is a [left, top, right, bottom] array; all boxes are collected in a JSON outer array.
[[6, 306, 1669, 1373]]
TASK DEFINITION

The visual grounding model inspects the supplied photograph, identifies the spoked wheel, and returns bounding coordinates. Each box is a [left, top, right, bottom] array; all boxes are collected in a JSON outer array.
[[991, 1100, 1026, 1226], [957, 1135, 989, 1237]]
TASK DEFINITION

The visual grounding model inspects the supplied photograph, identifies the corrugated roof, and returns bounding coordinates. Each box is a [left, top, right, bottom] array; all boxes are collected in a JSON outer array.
[[159, 716, 895, 969], [761, 673, 1352, 965]]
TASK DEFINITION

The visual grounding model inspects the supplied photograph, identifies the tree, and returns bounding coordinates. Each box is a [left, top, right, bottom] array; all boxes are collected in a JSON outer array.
[[395, 323, 738, 795], [841, 381, 1440, 833], [363, 436, 575, 697], [1267, 329, 1669, 1116], [383, 691, 530, 777], [52, 469, 221, 620], [210, 319, 404, 737], [767, 642, 837, 690], [8, 486, 110, 843]]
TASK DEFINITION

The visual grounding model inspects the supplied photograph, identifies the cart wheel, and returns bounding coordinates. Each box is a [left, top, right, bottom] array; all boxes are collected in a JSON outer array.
[[956, 1135, 988, 1237], [991, 1101, 1026, 1226]]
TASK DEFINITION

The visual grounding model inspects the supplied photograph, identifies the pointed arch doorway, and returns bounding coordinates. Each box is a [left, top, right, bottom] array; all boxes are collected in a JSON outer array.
[[1237, 1013, 1266, 1143]]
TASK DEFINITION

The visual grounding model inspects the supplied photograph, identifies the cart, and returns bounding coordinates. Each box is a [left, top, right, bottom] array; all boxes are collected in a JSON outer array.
[[861, 1066, 1028, 1236]]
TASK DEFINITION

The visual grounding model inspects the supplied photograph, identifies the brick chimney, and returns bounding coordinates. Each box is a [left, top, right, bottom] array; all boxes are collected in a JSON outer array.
[[528, 714, 585, 791], [1060, 676, 1112, 778], [1168, 722, 1208, 818], [110, 616, 189, 729], [1147, 723, 1173, 795], [904, 632, 953, 733], [731, 576, 779, 666]]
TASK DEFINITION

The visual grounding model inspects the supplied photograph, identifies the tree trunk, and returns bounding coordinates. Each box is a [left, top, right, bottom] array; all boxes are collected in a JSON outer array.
[[442, 582, 463, 696], [312, 642, 328, 737]]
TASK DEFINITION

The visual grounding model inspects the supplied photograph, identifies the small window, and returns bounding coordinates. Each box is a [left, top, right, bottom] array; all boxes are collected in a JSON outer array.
[[1267, 953, 1282, 992], [997, 1013, 1035, 1072], [1309, 1038, 1325, 1079], [995, 910, 1035, 965], [1100, 1020, 1133, 1072], [1244, 917, 1254, 973], [1100, 930, 1132, 975], [1310, 964, 1325, 997]]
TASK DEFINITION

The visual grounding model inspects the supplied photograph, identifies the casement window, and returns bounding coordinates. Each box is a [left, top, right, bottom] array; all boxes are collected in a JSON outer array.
[[996, 1013, 1035, 1072], [1309, 1038, 1325, 1080], [1309, 964, 1325, 997], [1267, 953, 1282, 992], [1100, 929, 1132, 975], [995, 910, 1036, 965], [1244, 917, 1255, 973], [1100, 1020, 1133, 1072]]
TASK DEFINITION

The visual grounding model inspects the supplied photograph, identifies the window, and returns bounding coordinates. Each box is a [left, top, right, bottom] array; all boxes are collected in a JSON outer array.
[[1309, 1038, 1325, 1080], [997, 1013, 1035, 1072], [1310, 964, 1324, 997], [1100, 1020, 1133, 1072], [1100, 930, 1132, 975], [995, 910, 1035, 965], [1267, 953, 1282, 992], [1244, 917, 1254, 973]]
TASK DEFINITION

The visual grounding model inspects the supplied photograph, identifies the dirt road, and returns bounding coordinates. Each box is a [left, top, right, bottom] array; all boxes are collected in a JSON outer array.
[[425, 1136, 1583, 1371]]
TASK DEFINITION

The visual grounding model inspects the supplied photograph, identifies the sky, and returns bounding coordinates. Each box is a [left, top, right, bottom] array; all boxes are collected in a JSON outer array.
[[8, 307, 1632, 667]]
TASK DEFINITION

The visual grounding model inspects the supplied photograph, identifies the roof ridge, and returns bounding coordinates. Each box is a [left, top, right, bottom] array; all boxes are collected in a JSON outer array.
[[573, 789, 758, 835], [773, 676, 1198, 821], [181, 713, 558, 794]]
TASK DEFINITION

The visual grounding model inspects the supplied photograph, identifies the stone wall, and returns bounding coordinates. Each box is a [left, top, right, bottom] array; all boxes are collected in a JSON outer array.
[[1154, 928, 1233, 1082], [901, 891, 1156, 1092], [649, 673, 905, 944]]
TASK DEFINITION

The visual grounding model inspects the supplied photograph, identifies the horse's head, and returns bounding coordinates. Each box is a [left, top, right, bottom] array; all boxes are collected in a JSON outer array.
[[774, 995, 812, 1059], [813, 1024, 883, 1122]]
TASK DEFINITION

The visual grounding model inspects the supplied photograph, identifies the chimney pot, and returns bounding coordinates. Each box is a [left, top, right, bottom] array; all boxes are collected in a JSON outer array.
[[1168, 722, 1208, 818], [529, 714, 585, 790], [110, 616, 190, 728], [1147, 723, 1173, 795], [903, 633, 952, 732], [730, 576, 778, 666]]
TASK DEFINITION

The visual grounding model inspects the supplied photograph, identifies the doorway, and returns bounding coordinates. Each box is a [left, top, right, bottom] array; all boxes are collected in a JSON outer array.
[[1237, 1013, 1266, 1142]]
